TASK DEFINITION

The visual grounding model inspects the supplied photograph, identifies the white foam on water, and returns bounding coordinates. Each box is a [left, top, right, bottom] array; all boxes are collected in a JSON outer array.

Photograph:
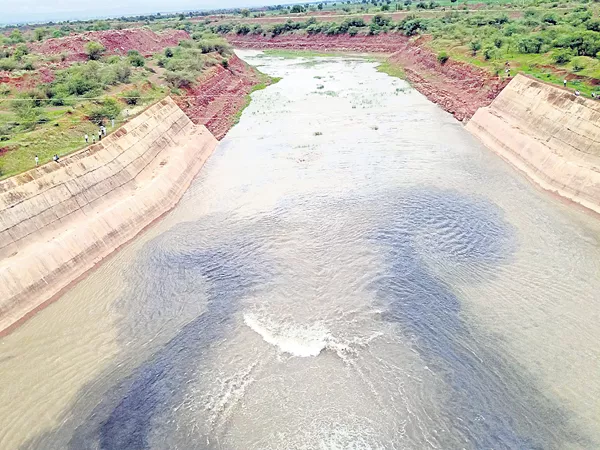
[[244, 313, 330, 357]]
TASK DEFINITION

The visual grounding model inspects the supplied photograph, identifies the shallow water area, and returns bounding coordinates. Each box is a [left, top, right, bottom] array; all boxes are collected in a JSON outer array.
[[1, 50, 599, 450]]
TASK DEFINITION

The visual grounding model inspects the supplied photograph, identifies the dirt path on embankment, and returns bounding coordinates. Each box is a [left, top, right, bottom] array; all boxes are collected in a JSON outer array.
[[228, 34, 508, 121]]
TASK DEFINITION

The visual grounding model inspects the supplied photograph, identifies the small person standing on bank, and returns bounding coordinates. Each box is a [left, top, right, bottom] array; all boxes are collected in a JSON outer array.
[[85, 134, 88, 143], [98, 129, 102, 141], [34, 155, 39, 166]]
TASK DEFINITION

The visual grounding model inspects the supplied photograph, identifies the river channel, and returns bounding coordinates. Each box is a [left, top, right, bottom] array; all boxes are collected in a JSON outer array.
[[1, 51, 599, 449]]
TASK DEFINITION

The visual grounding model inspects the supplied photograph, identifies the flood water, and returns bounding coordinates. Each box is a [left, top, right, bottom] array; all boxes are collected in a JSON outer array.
[[1, 51, 600, 449]]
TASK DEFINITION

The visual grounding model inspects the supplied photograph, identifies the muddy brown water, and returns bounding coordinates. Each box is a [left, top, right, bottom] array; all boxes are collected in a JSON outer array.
[[1, 51, 599, 449]]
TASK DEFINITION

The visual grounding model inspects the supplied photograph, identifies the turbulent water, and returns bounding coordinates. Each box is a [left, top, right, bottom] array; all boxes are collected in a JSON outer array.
[[1, 51, 600, 450]]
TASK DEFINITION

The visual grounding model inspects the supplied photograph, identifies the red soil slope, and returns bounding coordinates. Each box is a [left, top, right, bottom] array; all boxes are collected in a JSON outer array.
[[29, 28, 189, 61], [229, 33, 407, 53], [228, 33, 508, 121], [173, 55, 263, 140], [0, 66, 54, 89], [389, 36, 508, 121]]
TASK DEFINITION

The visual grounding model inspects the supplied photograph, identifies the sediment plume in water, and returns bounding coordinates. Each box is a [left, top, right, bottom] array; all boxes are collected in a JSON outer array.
[[0, 52, 599, 450]]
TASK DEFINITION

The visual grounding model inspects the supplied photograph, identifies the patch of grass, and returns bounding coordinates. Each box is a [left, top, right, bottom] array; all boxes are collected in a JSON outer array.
[[0, 107, 98, 179], [376, 60, 406, 79], [261, 49, 351, 59]]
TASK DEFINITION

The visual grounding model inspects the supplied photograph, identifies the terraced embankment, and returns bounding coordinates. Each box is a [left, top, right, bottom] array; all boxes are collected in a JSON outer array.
[[467, 74, 600, 214], [174, 55, 265, 140], [0, 97, 217, 333]]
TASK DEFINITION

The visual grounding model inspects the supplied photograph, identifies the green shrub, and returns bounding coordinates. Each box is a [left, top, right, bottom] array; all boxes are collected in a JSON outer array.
[[437, 51, 449, 64], [372, 14, 392, 27], [86, 41, 105, 60], [164, 70, 195, 88], [13, 44, 29, 60], [122, 89, 141, 105], [469, 40, 482, 55], [236, 23, 251, 35], [164, 47, 174, 57], [586, 20, 600, 32], [8, 29, 25, 44], [88, 97, 121, 124], [22, 58, 35, 70], [573, 62, 585, 72], [197, 38, 231, 56], [553, 49, 572, 64], [483, 47, 496, 60], [11, 97, 42, 130], [517, 36, 545, 54], [349, 27, 359, 36], [127, 50, 145, 67], [0, 58, 17, 71], [401, 18, 427, 36], [106, 55, 121, 64]]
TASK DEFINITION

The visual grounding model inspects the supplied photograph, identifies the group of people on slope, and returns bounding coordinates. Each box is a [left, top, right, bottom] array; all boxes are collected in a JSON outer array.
[[84, 125, 108, 144], [563, 78, 599, 99], [33, 121, 117, 168]]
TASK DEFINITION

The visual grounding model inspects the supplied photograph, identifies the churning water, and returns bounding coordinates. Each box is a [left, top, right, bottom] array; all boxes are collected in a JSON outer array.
[[1, 51, 600, 450]]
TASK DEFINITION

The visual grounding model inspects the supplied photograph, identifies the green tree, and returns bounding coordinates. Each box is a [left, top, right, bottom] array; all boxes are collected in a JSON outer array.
[[9, 29, 25, 44], [85, 41, 105, 60], [89, 97, 121, 124], [469, 40, 482, 55], [13, 44, 29, 60], [553, 49, 572, 64], [33, 28, 48, 41], [122, 89, 141, 105], [127, 50, 145, 67], [11, 98, 41, 130], [318, 3, 324, 9]]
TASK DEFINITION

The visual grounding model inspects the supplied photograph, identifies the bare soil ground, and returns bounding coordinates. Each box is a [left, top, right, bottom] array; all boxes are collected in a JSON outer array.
[[29, 28, 189, 62]]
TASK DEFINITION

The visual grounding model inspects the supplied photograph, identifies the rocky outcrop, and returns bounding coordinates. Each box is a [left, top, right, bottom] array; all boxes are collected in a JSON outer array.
[[227, 33, 506, 121], [467, 74, 600, 214], [0, 97, 218, 333]]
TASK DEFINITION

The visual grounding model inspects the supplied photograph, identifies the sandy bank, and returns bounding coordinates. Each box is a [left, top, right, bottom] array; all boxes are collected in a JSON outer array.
[[467, 74, 600, 215], [0, 98, 217, 333], [227, 34, 506, 121]]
